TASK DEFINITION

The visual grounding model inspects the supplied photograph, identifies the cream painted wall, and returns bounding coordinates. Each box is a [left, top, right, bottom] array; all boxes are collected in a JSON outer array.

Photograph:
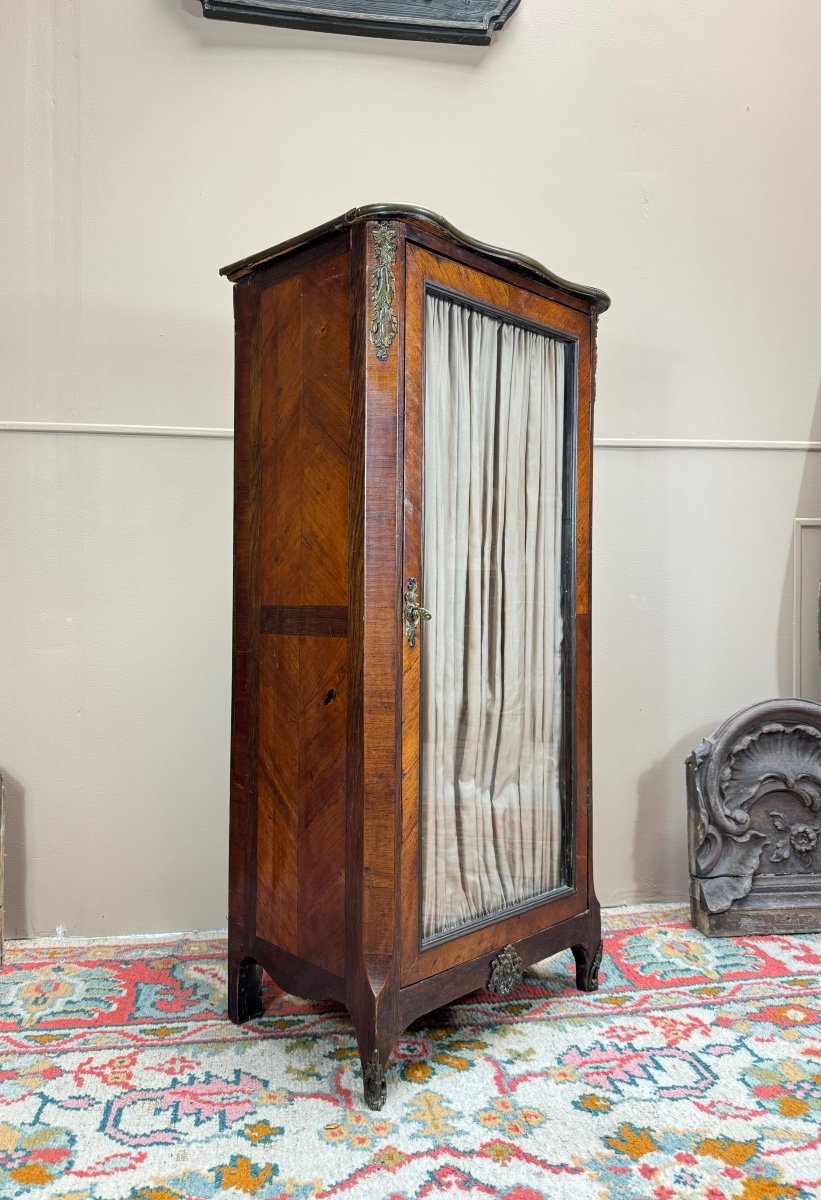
[[2, 1, 821, 934]]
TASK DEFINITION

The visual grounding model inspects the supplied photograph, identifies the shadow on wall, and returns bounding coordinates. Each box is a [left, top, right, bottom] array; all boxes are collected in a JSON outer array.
[[777, 375, 821, 700], [629, 372, 821, 907], [2, 770, 26, 940], [633, 727, 713, 903], [173, 0, 487, 65]]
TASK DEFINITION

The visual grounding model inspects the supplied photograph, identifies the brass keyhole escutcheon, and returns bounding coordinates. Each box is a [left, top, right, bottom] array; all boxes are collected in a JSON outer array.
[[404, 577, 432, 648]]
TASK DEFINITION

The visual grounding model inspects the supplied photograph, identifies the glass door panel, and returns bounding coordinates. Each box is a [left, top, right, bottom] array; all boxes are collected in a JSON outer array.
[[420, 291, 570, 944]]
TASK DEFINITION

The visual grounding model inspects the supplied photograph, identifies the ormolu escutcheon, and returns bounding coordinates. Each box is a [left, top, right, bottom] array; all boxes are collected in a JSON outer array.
[[404, 577, 432, 648]]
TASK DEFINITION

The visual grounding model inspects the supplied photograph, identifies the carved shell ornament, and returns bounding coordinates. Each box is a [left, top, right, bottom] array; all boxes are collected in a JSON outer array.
[[719, 723, 821, 818]]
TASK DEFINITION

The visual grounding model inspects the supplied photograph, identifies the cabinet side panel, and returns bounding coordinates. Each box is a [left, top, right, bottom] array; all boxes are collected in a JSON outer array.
[[259, 249, 350, 607], [254, 242, 350, 978], [257, 634, 299, 955], [297, 635, 347, 971], [229, 277, 260, 949]]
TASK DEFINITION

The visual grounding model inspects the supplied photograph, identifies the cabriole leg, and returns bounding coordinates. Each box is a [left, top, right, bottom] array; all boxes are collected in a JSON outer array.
[[572, 939, 603, 993], [228, 954, 264, 1024]]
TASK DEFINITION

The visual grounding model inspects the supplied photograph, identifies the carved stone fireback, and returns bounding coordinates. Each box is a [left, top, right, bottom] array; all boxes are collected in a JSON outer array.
[[688, 699, 821, 935]]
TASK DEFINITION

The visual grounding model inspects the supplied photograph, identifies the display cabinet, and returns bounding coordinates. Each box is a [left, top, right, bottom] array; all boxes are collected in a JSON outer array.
[[221, 206, 609, 1107]]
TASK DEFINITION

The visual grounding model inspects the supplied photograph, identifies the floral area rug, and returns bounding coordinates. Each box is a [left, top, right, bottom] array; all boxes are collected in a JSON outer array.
[[1, 906, 821, 1199]]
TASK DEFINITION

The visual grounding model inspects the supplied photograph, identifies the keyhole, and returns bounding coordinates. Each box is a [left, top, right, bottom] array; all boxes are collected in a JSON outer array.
[[323, 689, 337, 705]]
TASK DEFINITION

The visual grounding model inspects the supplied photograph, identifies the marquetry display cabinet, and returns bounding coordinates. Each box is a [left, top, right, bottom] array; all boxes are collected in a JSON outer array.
[[222, 206, 609, 1108]]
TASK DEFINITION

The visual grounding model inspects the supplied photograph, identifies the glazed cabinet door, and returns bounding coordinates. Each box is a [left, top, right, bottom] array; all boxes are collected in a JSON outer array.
[[400, 242, 593, 986]]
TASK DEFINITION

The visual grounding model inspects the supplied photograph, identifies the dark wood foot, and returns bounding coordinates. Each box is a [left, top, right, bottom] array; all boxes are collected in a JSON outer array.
[[353, 1011, 399, 1110], [228, 955, 264, 1024], [572, 940, 603, 993], [363, 1048, 388, 1110]]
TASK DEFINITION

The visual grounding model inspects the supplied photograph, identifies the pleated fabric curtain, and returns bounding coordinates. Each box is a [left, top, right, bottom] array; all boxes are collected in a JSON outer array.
[[421, 293, 567, 942]]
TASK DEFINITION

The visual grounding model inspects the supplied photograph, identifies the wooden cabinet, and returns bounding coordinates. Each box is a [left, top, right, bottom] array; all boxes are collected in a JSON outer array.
[[221, 206, 609, 1108]]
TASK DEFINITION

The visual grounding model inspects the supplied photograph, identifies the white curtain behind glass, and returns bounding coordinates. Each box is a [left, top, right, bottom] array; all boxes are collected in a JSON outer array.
[[421, 293, 566, 942]]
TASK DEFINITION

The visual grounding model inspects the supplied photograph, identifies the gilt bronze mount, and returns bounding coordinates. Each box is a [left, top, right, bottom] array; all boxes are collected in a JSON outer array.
[[487, 944, 523, 994]]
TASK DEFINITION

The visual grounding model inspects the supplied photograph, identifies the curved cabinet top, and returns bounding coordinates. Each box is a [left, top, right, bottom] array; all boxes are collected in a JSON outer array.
[[220, 204, 611, 314]]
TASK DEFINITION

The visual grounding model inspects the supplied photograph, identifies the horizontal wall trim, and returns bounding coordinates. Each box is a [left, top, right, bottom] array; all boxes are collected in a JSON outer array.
[[595, 438, 821, 451], [2, 423, 821, 452], [0, 422, 234, 439]]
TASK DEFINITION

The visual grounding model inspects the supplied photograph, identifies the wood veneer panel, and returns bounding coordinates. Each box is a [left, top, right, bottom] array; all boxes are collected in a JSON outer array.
[[301, 251, 350, 606], [259, 247, 350, 608], [254, 240, 352, 970], [260, 606, 347, 637], [229, 277, 259, 946], [255, 636, 348, 971], [360, 223, 404, 968], [260, 273, 302, 606], [297, 635, 347, 974], [344, 224, 367, 1016], [257, 634, 299, 954]]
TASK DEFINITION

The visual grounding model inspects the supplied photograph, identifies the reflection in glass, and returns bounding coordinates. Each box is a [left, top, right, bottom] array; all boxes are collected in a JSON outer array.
[[420, 293, 568, 942]]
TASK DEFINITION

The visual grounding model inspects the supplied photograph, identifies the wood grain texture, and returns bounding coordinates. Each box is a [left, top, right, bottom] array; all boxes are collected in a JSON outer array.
[[343, 221, 405, 1080], [230, 239, 352, 997], [252, 242, 352, 970], [257, 634, 299, 954], [260, 606, 347, 637], [297, 635, 347, 974], [259, 246, 350, 608], [344, 220, 367, 1027]]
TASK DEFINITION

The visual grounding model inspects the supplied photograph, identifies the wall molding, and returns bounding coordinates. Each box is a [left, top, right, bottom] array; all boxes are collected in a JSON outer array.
[[793, 518, 821, 697], [0, 422, 233, 439], [596, 438, 821, 451], [3, 423, 821, 450]]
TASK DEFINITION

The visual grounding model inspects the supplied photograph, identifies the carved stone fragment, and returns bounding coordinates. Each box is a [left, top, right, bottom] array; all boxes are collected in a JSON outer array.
[[687, 699, 821, 935]]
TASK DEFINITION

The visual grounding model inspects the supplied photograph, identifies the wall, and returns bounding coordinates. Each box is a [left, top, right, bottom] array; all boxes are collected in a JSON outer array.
[[2, 0, 820, 935]]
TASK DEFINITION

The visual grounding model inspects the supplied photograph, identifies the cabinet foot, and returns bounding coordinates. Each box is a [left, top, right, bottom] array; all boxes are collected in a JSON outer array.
[[363, 1049, 387, 1110], [572, 940, 603, 993], [228, 955, 264, 1024]]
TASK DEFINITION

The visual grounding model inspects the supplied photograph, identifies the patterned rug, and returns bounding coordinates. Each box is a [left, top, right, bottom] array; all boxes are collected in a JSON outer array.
[[1, 906, 820, 1199]]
